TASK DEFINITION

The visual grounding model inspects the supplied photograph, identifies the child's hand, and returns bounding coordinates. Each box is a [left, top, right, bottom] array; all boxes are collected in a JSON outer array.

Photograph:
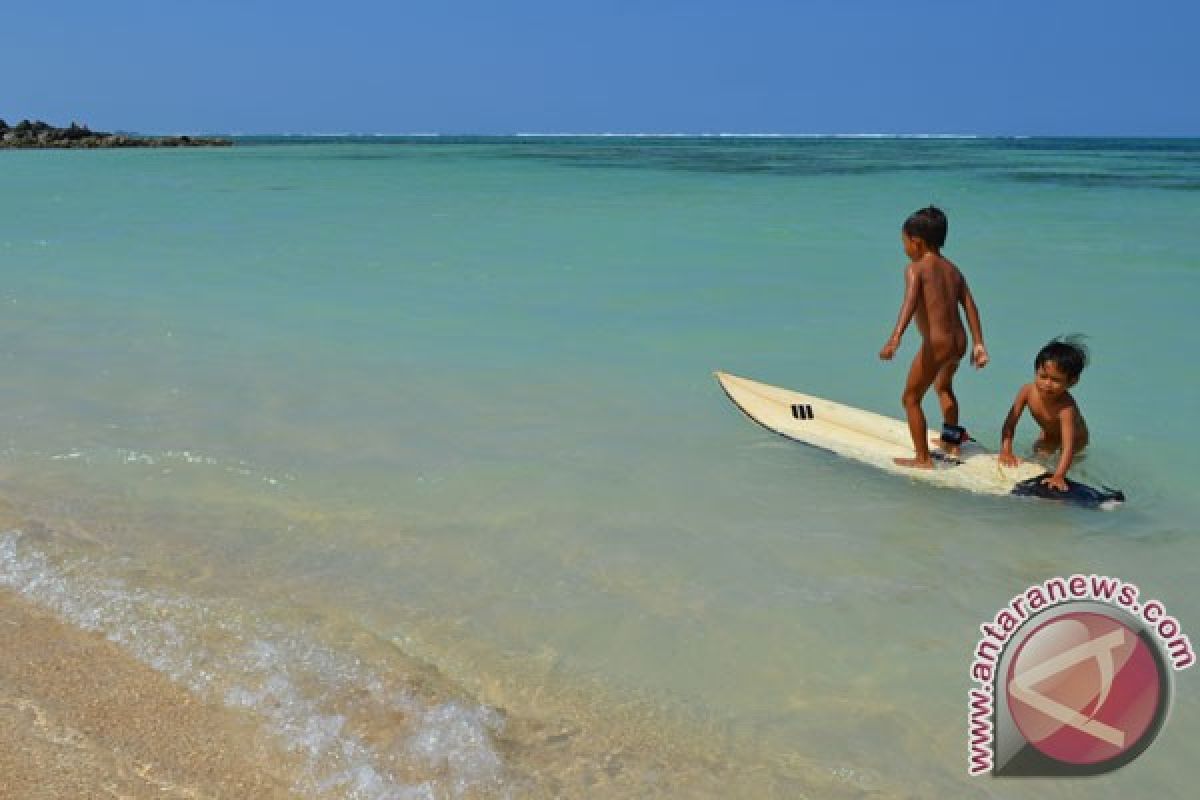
[[998, 452, 1020, 468], [971, 343, 989, 369], [879, 339, 899, 361], [1041, 474, 1069, 492]]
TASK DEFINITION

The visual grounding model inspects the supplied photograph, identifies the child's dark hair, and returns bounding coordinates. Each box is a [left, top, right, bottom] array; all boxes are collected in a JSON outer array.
[[1036, 335, 1089, 380], [902, 206, 948, 248]]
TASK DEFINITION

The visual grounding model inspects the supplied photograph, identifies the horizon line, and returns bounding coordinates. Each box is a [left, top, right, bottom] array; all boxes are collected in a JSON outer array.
[[134, 131, 1200, 140]]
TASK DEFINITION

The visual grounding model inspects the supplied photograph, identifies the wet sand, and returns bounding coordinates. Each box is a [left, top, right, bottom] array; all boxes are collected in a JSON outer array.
[[0, 587, 296, 799]]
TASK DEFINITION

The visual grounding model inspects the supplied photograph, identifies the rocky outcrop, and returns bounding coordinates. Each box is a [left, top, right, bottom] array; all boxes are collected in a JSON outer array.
[[0, 118, 231, 148]]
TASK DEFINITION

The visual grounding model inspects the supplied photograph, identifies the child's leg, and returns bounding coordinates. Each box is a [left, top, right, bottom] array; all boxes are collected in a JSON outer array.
[[930, 359, 963, 455], [934, 360, 961, 426], [896, 345, 939, 468]]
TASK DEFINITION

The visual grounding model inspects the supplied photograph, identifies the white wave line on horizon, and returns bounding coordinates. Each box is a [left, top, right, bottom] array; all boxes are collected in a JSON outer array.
[[511, 132, 987, 139], [216, 131, 1028, 140]]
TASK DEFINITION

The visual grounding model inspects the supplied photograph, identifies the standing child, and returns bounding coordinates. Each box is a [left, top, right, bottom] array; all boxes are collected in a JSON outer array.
[[998, 337, 1091, 491], [879, 206, 989, 468]]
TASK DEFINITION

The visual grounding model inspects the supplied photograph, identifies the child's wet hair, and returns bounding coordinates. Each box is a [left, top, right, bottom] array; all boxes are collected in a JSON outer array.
[[1036, 335, 1089, 380], [902, 206, 948, 248]]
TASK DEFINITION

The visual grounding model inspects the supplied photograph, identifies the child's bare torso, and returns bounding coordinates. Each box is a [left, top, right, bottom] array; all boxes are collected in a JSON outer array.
[[1025, 385, 1090, 450], [912, 254, 967, 362]]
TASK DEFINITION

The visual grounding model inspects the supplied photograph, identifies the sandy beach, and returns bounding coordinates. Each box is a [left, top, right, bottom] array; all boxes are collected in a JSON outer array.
[[0, 585, 296, 799]]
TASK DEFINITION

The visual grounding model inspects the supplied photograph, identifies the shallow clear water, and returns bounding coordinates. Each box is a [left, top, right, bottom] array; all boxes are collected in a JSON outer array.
[[1, 137, 1198, 797]]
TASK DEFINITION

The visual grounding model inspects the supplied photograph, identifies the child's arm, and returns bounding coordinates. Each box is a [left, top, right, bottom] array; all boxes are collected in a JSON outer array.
[[1043, 405, 1079, 492], [998, 385, 1029, 467], [959, 280, 988, 368], [879, 263, 919, 360]]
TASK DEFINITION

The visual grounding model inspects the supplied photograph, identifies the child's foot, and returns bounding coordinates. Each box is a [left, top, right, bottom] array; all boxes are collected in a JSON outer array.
[[929, 436, 960, 458], [894, 456, 934, 469]]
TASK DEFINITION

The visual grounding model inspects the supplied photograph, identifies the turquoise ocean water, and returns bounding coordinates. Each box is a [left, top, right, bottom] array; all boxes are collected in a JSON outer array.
[[1, 137, 1198, 798]]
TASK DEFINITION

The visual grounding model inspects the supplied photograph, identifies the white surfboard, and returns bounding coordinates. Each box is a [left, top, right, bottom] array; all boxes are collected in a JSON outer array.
[[715, 371, 1047, 496]]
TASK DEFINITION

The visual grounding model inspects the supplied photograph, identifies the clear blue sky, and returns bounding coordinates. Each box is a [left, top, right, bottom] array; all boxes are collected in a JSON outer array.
[[4, 0, 1197, 135]]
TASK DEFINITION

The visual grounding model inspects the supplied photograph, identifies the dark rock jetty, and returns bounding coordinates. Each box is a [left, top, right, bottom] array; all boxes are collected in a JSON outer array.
[[0, 118, 231, 148]]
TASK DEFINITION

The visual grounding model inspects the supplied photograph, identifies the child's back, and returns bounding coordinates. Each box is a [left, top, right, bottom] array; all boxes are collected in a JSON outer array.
[[911, 254, 969, 362]]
